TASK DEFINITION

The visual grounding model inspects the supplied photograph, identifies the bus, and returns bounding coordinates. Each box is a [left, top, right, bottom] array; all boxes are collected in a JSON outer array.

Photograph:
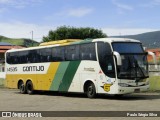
[[5, 38, 156, 98]]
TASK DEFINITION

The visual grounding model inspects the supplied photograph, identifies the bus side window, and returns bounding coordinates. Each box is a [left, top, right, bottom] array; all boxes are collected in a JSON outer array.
[[52, 48, 57, 61], [7, 52, 22, 64], [26, 50, 38, 63], [52, 47, 65, 62], [45, 48, 52, 62], [14, 54, 19, 64], [10, 52, 19, 64], [6, 53, 11, 64], [39, 48, 52, 62], [18, 51, 28, 64], [80, 43, 96, 61], [65, 45, 79, 61]]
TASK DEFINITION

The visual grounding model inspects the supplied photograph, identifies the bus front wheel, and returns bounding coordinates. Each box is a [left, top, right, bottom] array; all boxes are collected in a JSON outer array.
[[26, 81, 34, 95], [86, 83, 96, 98]]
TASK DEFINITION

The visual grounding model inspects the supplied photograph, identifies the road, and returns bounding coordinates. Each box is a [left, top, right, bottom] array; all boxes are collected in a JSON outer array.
[[0, 88, 160, 120]]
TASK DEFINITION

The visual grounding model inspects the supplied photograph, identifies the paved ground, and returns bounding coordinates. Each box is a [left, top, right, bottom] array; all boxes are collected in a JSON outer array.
[[0, 88, 160, 120]]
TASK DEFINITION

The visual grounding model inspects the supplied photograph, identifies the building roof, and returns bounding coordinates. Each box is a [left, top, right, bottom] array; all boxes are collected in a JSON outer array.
[[0, 42, 13, 46], [0, 43, 24, 53], [147, 48, 160, 52]]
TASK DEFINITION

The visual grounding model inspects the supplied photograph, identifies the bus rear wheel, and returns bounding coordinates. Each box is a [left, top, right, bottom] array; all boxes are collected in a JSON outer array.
[[26, 81, 34, 95], [86, 83, 96, 98], [19, 81, 26, 94]]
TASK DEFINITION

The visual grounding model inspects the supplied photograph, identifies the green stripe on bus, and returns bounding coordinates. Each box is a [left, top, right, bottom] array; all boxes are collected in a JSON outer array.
[[58, 61, 81, 91], [50, 62, 70, 91]]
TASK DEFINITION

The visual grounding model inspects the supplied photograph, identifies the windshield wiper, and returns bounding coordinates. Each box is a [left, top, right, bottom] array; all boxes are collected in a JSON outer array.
[[134, 57, 148, 82]]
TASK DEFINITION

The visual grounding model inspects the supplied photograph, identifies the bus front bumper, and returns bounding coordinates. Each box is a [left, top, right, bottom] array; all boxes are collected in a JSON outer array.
[[117, 85, 150, 94]]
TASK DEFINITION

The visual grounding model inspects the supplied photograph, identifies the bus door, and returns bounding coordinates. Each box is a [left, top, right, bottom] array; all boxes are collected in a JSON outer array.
[[97, 42, 116, 93]]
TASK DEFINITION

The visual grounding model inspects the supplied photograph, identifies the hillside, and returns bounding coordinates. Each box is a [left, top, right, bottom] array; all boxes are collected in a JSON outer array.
[[0, 35, 39, 47], [112, 31, 160, 49]]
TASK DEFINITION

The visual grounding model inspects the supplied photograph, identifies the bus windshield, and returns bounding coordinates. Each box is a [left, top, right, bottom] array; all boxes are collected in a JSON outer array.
[[112, 42, 149, 80]]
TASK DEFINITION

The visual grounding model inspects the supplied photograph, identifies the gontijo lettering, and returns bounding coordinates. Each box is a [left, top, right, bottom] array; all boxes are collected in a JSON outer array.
[[23, 66, 44, 72]]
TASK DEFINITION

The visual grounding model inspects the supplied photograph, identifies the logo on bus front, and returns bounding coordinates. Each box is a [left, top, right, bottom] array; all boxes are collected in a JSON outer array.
[[102, 84, 113, 92]]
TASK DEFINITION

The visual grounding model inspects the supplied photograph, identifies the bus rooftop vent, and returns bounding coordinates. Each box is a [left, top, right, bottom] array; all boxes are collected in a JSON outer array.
[[39, 39, 81, 46]]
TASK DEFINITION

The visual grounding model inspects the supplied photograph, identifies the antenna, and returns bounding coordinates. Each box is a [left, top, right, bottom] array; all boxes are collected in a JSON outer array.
[[31, 31, 33, 40]]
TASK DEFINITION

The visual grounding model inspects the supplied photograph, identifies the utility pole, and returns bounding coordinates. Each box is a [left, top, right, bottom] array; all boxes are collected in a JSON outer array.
[[31, 31, 33, 47], [31, 31, 33, 40]]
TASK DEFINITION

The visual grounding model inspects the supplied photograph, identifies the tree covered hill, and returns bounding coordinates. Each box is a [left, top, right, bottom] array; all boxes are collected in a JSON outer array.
[[112, 31, 160, 49], [0, 35, 39, 47]]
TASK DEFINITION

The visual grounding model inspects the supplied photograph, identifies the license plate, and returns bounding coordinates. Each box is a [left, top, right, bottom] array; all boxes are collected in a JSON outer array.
[[134, 89, 140, 93]]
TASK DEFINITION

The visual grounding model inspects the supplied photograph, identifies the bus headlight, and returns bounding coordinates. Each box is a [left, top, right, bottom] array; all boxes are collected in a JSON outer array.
[[118, 83, 129, 87]]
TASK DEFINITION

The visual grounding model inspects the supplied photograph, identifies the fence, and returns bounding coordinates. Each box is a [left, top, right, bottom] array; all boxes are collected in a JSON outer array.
[[149, 64, 160, 76]]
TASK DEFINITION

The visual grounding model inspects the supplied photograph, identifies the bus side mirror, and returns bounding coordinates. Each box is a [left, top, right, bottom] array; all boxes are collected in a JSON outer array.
[[113, 51, 122, 66], [148, 51, 157, 65]]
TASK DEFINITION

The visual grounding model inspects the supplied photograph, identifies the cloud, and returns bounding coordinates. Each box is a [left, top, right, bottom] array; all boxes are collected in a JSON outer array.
[[0, 0, 11, 4], [0, 22, 53, 42], [139, 0, 160, 8], [54, 7, 93, 18], [102, 28, 159, 36], [112, 0, 133, 14], [112, 0, 133, 11], [0, 0, 43, 9], [67, 7, 93, 17], [0, 0, 10, 4]]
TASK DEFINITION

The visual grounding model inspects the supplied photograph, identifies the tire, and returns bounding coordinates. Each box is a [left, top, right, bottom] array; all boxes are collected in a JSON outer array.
[[19, 82, 26, 94], [26, 81, 34, 94], [114, 94, 124, 98], [86, 83, 96, 98]]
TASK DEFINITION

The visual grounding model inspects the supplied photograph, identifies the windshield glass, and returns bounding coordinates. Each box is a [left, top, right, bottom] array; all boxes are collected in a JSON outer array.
[[112, 42, 144, 53], [112, 42, 148, 80]]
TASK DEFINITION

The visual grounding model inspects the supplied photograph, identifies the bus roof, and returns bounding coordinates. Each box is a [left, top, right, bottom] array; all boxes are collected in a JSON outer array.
[[93, 37, 140, 43], [6, 38, 140, 53], [39, 39, 81, 46]]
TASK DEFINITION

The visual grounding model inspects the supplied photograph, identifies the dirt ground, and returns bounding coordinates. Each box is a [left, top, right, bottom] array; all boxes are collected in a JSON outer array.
[[0, 88, 160, 120]]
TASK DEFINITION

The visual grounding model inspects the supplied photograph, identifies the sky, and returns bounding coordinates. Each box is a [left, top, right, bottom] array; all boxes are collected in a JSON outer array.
[[0, 0, 160, 42]]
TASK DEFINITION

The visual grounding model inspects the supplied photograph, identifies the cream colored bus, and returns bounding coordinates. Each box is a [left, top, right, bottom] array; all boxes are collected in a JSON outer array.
[[5, 38, 155, 98]]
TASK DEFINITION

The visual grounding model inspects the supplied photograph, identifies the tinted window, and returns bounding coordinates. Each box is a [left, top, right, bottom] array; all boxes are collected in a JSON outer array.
[[52, 47, 65, 61], [80, 43, 96, 60], [112, 42, 144, 53], [6, 53, 13, 64], [26, 50, 39, 63], [65, 45, 79, 61], [7, 52, 19, 64], [39, 48, 52, 62], [6, 53, 11, 64], [19, 51, 29, 64], [98, 42, 115, 78], [6, 43, 97, 64]]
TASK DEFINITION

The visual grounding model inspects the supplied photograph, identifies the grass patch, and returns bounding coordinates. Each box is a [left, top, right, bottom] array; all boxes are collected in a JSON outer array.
[[149, 76, 160, 91], [0, 36, 39, 47]]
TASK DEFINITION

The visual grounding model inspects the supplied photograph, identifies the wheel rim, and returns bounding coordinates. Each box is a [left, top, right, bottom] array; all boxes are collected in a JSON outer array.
[[88, 85, 93, 96], [27, 84, 32, 92], [20, 84, 25, 92]]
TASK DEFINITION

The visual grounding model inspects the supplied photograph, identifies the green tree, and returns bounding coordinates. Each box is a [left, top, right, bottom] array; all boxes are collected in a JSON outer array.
[[42, 26, 107, 42]]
